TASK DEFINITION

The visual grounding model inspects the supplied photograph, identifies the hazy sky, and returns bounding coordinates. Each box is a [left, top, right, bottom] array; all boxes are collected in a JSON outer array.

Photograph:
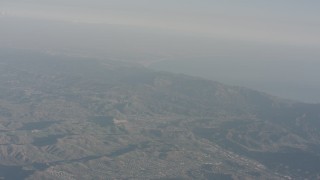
[[1, 1, 320, 102], [1, 0, 320, 46]]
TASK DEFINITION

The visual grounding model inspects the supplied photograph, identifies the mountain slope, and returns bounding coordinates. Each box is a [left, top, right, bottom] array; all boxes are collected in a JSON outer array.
[[0, 50, 319, 179]]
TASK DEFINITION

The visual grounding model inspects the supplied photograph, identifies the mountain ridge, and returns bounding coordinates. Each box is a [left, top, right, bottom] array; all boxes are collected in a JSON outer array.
[[0, 50, 319, 179]]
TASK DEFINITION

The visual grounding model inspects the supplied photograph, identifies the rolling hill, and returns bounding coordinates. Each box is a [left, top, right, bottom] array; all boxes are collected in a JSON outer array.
[[0, 49, 319, 179]]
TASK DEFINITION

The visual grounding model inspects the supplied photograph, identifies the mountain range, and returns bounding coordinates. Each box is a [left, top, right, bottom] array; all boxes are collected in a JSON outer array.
[[0, 49, 319, 179]]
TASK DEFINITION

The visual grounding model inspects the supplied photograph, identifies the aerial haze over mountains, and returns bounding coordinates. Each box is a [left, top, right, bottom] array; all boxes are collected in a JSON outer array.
[[0, 1, 320, 179], [1, 0, 320, 102]]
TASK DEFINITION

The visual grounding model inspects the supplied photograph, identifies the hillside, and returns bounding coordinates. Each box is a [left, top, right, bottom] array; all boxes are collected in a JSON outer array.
[[0, 50, 319, 179]]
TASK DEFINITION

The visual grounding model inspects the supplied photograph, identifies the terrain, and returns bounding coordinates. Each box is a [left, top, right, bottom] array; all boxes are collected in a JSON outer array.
[[150, 58, 320, 103], [0, 49, 319, 179]]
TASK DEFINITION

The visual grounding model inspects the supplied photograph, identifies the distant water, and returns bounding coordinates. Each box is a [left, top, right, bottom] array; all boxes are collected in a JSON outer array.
[[150, 59, 320, 103]]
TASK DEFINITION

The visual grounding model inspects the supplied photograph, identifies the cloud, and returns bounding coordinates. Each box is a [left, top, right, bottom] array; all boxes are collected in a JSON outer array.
[[0, 11, 7, 16]]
